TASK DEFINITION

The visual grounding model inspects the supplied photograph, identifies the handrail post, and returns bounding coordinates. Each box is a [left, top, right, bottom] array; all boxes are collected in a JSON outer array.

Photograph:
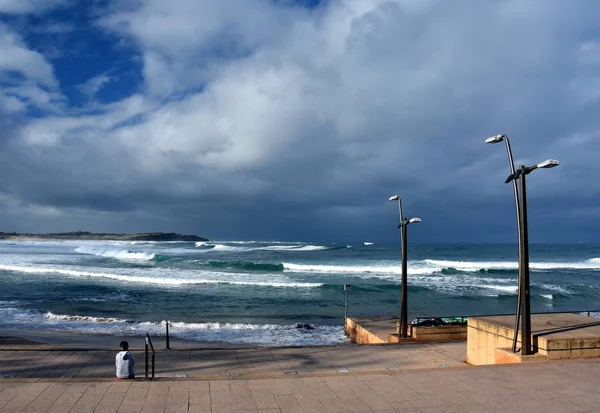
[[144, 336, 149, 380], [166, 321, 170, 350], [144, 333, 156, 380], [344, 285, 351, 320]]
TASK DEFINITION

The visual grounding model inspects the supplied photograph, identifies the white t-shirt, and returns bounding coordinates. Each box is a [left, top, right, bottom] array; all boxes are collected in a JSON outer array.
[[115, 350, 135, 379]]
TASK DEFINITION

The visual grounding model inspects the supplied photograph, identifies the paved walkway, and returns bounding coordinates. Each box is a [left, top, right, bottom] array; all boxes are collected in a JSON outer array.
[[1, 358, 599, 412], [0, 342, 466, 379], [1, 342, 600, 412]]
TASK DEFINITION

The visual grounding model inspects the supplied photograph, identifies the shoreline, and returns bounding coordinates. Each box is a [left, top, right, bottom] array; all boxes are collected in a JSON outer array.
[[0, 327, 256, 350], [0, 327, 350, 350]]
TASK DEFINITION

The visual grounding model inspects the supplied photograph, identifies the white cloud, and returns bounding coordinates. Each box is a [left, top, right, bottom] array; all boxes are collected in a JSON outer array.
[[78, 72, 115, 98], [101, 0, 309, 96], [3, 0, 600, 239], [0, 23, 62, 117], [0, 94, 26, 113], [0, 0, 69, 14], [0, 24, 58, 88]]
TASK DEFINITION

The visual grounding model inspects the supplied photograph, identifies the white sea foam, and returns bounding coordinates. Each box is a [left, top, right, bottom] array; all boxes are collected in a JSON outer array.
[[425, 259, 600, 271], [45, 312, 127, 323], [0, 264, 322, 288], [283, 259, 600, 280], [74, 246, 156, 261], [262, 245, 327, 251], [219, 240, 304, 245], [282, 262, 434, 276], [203, 244, 328, 252], [0, 306, 347, 346], [282, 261, 525, 295], [480, 285, 518, 294], [363, 242, 374, 246], [541, 294, 554, 300], [211, 244, 245, 251], [540, 284, 570, 294], [584, 312, 600, 319]]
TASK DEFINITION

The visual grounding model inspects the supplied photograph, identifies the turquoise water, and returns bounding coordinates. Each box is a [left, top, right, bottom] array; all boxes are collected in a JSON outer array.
[[1, 240, 599, 345]]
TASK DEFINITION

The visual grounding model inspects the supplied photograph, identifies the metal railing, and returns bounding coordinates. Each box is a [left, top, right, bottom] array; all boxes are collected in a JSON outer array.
[[165, 320, 170, 350], [144, 333, 155, 380], [411, 308, 600, 327]]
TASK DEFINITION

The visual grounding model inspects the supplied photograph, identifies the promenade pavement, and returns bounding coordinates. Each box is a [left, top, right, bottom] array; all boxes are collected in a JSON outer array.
[[1, 341, 599, 412], [0, 342, 466, 380]]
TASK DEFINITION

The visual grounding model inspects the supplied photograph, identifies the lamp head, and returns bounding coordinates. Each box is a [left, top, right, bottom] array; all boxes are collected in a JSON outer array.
[[536, 159, 560, 169], [389, 195, 399, 201], [408, 217, 422, 224], [485, 134, 506, 144]]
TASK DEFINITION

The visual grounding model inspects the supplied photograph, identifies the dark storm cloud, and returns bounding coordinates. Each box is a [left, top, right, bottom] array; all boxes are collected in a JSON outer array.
[[1, 0, 600, 242]]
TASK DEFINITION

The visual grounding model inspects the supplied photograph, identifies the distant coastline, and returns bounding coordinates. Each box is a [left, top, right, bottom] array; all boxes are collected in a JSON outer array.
[[0, 231, 209, 242]]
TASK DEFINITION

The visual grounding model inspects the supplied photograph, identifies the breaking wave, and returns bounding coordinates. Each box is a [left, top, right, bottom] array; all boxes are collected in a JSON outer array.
[[196, 260, 284, 272], [195, 243, 329, 252], [425, 259, 600, 271], [0, 305, 347, 346], [283, 258, 600, 278], [0, 264, 322, 288], [74, 246, 156, 261]]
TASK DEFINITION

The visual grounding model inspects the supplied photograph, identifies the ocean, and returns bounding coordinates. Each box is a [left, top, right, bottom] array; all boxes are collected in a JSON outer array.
[[1, 240, 599, 346]]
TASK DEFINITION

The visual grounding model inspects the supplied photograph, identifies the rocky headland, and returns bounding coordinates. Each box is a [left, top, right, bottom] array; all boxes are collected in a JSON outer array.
[[0, 231, 209, 242]]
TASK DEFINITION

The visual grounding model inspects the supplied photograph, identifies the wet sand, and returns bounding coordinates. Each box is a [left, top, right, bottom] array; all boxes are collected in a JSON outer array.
[[0, 327, 252, 350]]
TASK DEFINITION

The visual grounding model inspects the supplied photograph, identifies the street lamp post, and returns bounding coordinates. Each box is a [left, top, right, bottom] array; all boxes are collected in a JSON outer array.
[[344, 284, 351, 320], [505, 160, 559, 355], [389, 195, 422, 338], [485, 134, 522, 352]]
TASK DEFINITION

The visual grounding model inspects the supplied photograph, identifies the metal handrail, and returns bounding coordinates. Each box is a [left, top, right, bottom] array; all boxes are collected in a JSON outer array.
[[165, 320, 170, 350], [144, 333, 155, 380], [411, 308, 600, 326]]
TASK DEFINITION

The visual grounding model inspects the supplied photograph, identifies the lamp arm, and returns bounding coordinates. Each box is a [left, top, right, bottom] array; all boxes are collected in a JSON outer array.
[[397, 198, 404, 225]]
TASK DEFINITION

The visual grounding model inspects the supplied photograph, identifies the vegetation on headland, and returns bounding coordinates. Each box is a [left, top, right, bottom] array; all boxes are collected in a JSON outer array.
[[0, 231, 209, 242]]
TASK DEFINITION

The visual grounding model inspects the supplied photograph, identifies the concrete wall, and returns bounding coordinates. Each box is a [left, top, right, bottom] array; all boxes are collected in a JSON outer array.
[[467, 318, 520, 365], [467, 315, 600, 364], [413, 325, 467, 341], [344, 318, 386, 344], [540, 337, 600, 360]]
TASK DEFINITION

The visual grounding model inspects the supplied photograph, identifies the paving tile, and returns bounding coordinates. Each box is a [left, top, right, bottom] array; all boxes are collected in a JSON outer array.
[[253, 394, 279, 410], [93, 405, 121, 413], [0, 382, 50, 413]]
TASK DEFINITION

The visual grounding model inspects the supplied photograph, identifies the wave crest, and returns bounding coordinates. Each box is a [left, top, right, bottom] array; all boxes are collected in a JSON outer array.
[[0, 307, 347, 346], [0, 264, 322, 288], [75, 246, 156, 261]]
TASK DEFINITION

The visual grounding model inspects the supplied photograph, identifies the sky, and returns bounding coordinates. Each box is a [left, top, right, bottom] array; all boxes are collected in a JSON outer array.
[[0, 0, 599, 243]]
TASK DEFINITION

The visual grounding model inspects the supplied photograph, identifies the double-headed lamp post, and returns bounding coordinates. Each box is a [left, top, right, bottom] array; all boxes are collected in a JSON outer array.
[[485, 134, 523, 352], [486, 134, 559, 355], [389, 195, 422, 338]]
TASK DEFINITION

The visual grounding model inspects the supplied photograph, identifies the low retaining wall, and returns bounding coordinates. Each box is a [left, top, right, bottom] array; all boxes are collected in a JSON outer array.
[[346, 317, 467, 344], [413, 325, 467, 341], [467, 314, 600, 365], [344, 318, 386, 344], [467, 317, 518, 365]]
